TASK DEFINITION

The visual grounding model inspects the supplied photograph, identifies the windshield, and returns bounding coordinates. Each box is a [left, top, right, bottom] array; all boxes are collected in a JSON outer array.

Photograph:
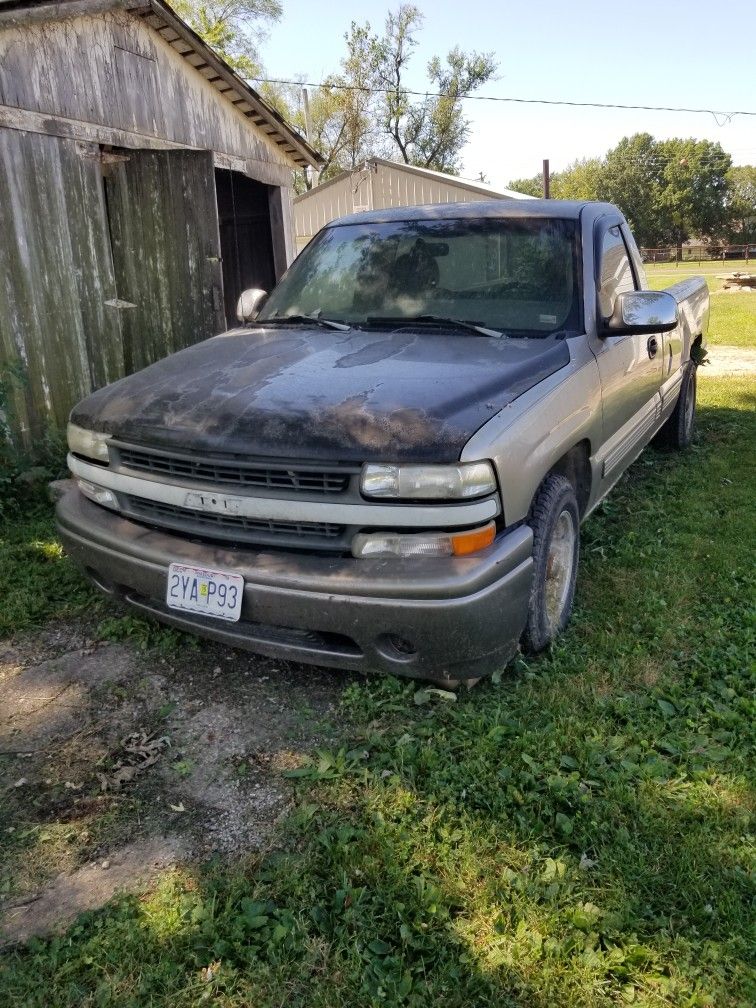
[[259, 217, 580, 336]]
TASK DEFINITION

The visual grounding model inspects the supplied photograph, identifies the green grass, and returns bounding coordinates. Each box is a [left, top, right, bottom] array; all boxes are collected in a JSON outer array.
[[0, 508, 192, 650], [1, 376, 754, 1007], [644, 261, 756, 348], [644, 260, 752, 290], [0, 509, 99, 636], [705, 293, 756, 350]]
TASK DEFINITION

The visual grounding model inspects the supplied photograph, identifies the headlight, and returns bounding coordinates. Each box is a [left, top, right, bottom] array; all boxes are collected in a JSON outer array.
[[361, 461, 496, 500], [353, 521, 496, 558], [67, 423, 111, 464]]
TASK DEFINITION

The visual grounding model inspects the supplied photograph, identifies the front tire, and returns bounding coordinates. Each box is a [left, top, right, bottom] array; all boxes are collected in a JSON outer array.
[[522, 474, 580, 654], [656, 362, 697, 450]]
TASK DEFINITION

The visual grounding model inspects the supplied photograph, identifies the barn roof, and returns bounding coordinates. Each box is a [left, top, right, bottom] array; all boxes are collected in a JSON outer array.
[[294, 157, 535, 205], [0, 0, 323, 168]]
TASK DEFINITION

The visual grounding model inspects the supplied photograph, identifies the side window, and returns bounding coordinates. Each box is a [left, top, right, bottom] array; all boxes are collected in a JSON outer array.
[[599, 225, 635, 319], [621, 225, 648, 289]]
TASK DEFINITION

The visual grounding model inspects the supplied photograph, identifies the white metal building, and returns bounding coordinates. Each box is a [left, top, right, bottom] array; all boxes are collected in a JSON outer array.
[[294, 157, 534, 252]]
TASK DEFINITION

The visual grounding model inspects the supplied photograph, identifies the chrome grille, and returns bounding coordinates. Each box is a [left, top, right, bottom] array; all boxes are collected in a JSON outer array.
[[122, 495, 346, 549], [116, 445, 352, 494]]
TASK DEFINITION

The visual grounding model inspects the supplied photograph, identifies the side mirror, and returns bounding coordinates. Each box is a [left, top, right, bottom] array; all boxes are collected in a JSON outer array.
[[236, 288, 268, 322], [603, 290, 678, 335]]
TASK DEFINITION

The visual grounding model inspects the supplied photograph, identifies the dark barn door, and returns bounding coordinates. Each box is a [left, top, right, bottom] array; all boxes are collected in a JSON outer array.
[[215, 169, 276, 326], [105, 149, 226, 374]]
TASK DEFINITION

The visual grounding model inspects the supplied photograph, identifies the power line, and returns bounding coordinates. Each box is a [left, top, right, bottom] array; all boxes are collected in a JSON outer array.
[[253, 77, 756, 126]]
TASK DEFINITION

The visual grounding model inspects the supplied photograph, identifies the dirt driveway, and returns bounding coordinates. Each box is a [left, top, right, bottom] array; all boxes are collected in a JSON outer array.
[[0, 620, 353, 945], [704, 343, 756, 376]]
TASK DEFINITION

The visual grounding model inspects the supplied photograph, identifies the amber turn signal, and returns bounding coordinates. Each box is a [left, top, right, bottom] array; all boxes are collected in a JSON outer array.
[[451, 521, 497, 556]]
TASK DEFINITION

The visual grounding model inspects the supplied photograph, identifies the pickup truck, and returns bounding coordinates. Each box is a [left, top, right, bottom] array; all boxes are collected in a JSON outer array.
[[57, 200, 709, 686]]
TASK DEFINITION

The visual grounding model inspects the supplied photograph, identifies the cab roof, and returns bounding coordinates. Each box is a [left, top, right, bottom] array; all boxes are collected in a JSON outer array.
[[329, 199, 620, 227]]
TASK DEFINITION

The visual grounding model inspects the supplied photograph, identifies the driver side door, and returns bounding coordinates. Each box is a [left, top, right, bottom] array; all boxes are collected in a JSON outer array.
[[592, 222, 664, 489]]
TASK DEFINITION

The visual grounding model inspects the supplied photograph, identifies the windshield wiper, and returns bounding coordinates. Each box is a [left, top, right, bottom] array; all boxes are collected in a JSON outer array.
[[365, 315, 504, 338], [254, 314, 351, 331]]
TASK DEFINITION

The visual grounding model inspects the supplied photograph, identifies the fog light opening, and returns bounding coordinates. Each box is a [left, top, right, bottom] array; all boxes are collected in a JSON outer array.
[[85, 567, 116, 594], [377, 634, 418, 663], [390, 635, 415, 656]]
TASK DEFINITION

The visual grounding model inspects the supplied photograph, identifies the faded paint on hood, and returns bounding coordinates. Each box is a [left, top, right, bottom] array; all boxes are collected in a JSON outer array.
[[70, 326, 570, 463]]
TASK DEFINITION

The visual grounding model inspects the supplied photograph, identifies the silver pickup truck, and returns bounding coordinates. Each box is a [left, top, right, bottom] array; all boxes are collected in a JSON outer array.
[[57, 200, 708, 686]]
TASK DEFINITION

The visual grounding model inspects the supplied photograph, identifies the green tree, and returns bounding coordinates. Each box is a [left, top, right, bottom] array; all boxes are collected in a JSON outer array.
[[282, 6, 497, 189], [172, 0, 281, 78], [509, 158, 603, 200], [724, 165, 756, 244], [510, 139, 734, 254], [553, 158, 603, 200], [371, 5, 497, 172], [654, 138, 732, 253], [507, 174, 543, 197], [598, 133, 663, 247], [598, 134, 732, 251], [266, 35, 383, 191]]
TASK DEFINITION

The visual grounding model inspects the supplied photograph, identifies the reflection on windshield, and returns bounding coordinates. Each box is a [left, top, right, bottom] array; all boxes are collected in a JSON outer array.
[[259, 217, 580, 337]]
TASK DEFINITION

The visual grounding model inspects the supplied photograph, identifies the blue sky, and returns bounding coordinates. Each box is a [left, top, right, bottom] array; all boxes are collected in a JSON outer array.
[[260, 0, 756, 188]]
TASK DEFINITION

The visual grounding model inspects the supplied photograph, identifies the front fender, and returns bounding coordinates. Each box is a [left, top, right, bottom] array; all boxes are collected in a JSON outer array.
[[461, 341, 603, 525]]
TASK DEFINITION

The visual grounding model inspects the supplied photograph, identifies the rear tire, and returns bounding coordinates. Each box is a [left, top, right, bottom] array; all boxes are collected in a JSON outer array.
[[521, 474, 580, 655], [656, 362, 697, 450]]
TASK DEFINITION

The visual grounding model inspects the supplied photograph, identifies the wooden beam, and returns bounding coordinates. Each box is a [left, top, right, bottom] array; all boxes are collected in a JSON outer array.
[[142, 0, 322, 167], [0, 0, 149, 27], [0, 104, 295, 186]]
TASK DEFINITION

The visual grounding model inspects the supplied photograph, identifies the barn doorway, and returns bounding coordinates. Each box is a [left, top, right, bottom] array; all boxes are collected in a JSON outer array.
[[214, 169, 276, 326], [103, 148, 226, 375]]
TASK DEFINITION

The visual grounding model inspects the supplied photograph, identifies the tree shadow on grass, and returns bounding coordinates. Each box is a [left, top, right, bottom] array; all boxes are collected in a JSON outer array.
[[1, 679, 752, 1008]]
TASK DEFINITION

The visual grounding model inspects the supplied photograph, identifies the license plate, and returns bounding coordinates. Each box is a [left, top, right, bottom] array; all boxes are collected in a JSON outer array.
[[166, 563, 244, 622]]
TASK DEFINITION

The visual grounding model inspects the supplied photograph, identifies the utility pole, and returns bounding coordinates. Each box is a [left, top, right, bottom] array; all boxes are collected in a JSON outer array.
[[542, 159, 550, 199], [302, 87, 320, 188]]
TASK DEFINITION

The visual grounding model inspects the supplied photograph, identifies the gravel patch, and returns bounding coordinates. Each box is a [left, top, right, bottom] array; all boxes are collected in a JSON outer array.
[[0, 635, 354, 944]]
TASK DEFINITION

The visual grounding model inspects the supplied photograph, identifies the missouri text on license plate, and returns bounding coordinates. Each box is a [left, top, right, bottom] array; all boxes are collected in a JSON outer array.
[[166, 564, 244, 622]]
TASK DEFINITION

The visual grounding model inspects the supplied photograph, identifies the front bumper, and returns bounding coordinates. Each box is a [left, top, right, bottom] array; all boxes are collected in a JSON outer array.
[[56, 483, 534, 681]]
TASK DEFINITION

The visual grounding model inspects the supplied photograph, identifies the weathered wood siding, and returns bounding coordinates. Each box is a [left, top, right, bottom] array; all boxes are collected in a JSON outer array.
[[106, 148, 225, 373], [0, 7, 295, 186], [0, 5, 305, 446], [0, 130, 124, 442]]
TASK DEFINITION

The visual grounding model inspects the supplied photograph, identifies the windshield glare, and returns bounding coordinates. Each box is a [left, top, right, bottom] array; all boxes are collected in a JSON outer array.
[[259, 217, 580, 336]]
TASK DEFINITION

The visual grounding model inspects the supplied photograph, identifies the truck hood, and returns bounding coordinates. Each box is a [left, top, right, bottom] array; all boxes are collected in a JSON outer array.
[[71, 326, 570, 463]]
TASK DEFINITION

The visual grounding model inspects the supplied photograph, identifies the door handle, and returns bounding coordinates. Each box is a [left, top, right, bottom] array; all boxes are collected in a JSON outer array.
[[647, 336, 659, 359]]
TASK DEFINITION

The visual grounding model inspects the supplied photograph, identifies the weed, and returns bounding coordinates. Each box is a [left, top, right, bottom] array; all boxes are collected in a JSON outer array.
[[172, 759, 195, 779], [0, 360, 69, 519], [96, 613, 195, 657], [0, 511, 99, 636]]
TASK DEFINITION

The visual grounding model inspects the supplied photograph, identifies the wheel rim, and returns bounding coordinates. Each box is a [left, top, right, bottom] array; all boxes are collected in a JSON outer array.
[[544, 510, 576, 629], [684, 370, 696, 433]]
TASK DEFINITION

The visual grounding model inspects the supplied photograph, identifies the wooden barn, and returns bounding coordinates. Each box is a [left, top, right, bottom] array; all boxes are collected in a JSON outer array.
[[0, 0, 322, 445]]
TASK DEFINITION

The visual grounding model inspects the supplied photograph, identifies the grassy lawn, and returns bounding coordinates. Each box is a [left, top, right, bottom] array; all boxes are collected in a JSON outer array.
[[1, 375, 754, 1007], [644, 260, 756, 349], [0, 512, 99, 637]]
